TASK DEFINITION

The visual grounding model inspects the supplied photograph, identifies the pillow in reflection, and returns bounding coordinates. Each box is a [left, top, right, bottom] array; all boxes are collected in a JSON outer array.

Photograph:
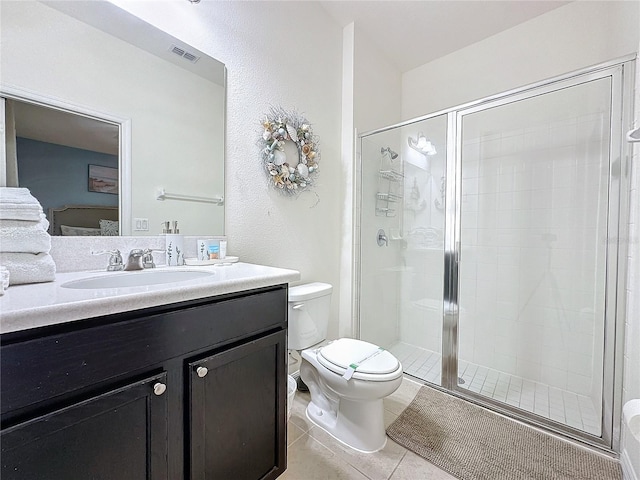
[[99, 219, 119, 236], [60, 225, 101, 236]]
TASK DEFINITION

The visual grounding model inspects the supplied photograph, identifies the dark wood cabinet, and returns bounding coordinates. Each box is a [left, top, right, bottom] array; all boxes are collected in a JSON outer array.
[[1, 285, 288, 480], [189, 330, 287, 480], [1, 372, 169, 480]]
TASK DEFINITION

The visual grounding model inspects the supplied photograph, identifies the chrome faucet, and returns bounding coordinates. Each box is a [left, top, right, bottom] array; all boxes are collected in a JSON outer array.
[[93, 248, 160, 271], [124, 248, 161, 271], [124, 249, 145, 271]]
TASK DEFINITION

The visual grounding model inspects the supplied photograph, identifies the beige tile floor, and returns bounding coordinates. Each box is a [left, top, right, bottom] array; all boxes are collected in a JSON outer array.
[[282, 376, 457, 480]]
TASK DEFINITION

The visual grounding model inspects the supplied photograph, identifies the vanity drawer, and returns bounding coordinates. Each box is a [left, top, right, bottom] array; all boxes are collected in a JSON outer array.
[[1, 286, 287, 418]]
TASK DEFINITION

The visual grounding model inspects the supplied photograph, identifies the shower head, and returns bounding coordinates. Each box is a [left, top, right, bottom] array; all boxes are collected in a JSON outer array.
[[381, 147, 398, 159]]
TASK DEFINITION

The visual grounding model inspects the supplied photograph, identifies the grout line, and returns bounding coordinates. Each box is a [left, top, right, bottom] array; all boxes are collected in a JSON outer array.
[[386, 449, 409, 480]]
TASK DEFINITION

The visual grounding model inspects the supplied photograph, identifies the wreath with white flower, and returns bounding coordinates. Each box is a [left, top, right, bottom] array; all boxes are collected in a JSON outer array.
[[259, 107, 320, 194]]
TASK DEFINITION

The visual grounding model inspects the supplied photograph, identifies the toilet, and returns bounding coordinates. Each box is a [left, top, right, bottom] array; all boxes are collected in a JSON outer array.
[[288, 282, 403, 453]]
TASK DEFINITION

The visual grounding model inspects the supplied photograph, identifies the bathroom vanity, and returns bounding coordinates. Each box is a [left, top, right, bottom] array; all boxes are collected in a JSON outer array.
[[0, 263, 299, 480]]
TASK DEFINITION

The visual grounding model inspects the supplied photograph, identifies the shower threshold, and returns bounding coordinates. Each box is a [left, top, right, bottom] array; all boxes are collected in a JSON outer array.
[[388, 341, 600, 437]]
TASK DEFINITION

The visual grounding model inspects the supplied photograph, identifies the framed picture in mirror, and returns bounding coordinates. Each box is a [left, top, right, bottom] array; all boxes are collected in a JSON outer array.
[[88, 165, 118, 195]]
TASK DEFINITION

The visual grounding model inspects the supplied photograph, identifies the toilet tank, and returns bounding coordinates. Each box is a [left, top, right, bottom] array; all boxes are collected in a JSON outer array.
[[288, 282, 332, 350]]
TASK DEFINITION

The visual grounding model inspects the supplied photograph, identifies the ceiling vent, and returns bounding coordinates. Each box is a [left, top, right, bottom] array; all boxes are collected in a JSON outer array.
[[169, 44, 200, 64]]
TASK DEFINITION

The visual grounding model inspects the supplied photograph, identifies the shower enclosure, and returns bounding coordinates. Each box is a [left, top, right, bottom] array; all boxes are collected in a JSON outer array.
[[357, 57, 634, 451]]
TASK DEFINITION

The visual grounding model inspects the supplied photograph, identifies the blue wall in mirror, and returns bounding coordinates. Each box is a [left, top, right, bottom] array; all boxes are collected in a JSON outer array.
[[17, 137, 118, 220]]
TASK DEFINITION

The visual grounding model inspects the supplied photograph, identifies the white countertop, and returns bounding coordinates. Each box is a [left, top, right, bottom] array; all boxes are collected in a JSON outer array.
[[0, 263, 300, 334]]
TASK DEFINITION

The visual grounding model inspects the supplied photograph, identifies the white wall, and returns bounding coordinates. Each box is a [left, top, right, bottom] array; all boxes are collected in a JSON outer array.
[[352, 23, 403, 344], [401, 1, 639, 119], [624, 39, 640, 414], [353, 24, 402, 135], [621, 40, 640, 479], [0, 1, 224, 235], [339, 23, 356, 339], [106, 1, 345, 338]]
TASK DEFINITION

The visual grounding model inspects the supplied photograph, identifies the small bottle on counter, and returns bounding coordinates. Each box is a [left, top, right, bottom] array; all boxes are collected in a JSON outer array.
[[208, 244, 219, 259], [164, 220, 184, 266]]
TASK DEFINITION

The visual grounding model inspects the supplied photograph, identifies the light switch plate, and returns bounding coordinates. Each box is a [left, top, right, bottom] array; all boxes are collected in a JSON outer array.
[[134, 218, 149, 231]]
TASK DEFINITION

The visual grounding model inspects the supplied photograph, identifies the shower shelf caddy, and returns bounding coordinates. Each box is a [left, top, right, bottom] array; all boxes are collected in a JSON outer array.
[[376, 160, 404, 218]]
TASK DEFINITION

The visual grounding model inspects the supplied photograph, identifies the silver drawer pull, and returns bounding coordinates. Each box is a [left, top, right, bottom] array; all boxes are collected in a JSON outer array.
[[196, 366, 208, 378], [153, 382, 167, 396]]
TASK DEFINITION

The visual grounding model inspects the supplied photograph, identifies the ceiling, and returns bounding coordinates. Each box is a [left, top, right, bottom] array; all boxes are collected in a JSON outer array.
[[319, 1, 571, 73], [9, 1, 570, 153], [11, 101, 119, 156]]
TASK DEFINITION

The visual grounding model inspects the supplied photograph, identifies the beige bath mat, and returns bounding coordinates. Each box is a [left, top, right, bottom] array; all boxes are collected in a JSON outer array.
[[386, 386, 621, 480]]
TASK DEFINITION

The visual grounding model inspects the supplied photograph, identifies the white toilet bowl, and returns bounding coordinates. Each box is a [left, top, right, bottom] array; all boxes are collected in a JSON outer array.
[[300, 338, 403, 453]]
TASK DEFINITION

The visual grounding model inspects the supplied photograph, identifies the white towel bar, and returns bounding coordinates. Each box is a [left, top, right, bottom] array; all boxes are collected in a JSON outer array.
[[156, 188, 224, 205]]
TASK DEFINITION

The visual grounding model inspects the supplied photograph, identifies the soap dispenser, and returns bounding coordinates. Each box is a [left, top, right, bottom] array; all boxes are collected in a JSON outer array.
[[163, 221, 184, 266]]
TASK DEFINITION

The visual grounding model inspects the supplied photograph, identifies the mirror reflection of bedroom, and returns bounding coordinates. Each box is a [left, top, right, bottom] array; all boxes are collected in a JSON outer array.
[[3, 98, 119, 236]]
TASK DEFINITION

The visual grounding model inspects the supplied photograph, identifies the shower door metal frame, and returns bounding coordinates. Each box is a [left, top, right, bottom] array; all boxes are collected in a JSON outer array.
[[443, 58, 634, 453], [357, 54, 635, 454]]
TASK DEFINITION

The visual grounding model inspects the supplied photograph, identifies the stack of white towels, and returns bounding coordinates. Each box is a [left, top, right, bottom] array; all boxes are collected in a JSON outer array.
[[0, 187, 56, 294]]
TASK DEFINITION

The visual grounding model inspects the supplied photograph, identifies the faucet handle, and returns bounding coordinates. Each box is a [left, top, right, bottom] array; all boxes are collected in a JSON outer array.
[[91, 249, 124, 271], [91, 249, 120, 255], [142, 248, 164, 269]]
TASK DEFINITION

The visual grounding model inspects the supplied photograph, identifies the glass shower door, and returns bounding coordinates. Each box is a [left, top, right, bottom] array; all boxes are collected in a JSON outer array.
[[454, 73, 617, 437], [359, 114, 447, 387]]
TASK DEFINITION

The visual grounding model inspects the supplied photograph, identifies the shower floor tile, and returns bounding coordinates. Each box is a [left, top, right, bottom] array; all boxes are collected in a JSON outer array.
[[388, 342, 601, 437]]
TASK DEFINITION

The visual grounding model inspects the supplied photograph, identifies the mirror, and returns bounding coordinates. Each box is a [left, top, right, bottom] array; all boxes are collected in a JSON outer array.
[[0, 0, 225, 236]]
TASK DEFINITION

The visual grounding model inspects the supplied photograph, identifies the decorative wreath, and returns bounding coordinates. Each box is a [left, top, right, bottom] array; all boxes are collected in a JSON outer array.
[[259, 106, 320, 194]]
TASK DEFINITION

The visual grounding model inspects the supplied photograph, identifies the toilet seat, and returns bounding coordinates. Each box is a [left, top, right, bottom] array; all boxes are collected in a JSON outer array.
[[317, 338, 402, 382]]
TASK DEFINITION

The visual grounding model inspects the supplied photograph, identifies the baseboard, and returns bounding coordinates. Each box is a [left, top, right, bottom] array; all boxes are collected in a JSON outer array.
[[621, 449, 639, 480]]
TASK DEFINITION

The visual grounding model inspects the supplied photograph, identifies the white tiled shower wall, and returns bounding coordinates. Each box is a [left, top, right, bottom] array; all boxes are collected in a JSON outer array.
[[361, 68, 634, 441], [358, 129, 404, 348], [397, 119, 447, 354], [391, 111, 610, 407], [457, 111, 609, 405]]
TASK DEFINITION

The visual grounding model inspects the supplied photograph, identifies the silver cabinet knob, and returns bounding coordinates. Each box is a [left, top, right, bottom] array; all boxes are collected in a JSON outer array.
[[196, 366, 208, 378], [153, 382, 167, 396]]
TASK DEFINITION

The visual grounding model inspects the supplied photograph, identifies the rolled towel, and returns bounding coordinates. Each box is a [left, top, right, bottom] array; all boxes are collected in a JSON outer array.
[[0, 252, 56, 285], [0, 214, 51, 253], [0, 187, 44, 222]]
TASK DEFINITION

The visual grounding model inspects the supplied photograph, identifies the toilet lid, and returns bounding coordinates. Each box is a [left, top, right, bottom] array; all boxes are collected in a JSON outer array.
[[318, 338, 399, 375]]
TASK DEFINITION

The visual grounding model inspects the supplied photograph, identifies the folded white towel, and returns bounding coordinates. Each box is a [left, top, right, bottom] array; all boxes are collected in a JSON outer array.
[[0, 187, 40, 205], [0, 266, 9, 296], [0, 187, 44, 221], [0, 213, 50, 230], [0, 252, 56, 285], [0, 214, 51, 253]]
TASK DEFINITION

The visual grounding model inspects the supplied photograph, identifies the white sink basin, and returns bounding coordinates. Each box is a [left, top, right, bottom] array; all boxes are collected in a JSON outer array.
[[62, 270, 214, 289]]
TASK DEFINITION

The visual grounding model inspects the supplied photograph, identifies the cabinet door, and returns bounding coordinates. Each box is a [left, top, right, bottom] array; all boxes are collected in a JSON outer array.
[[189, 330, 287, 480], [1, 372, 169, 480]]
